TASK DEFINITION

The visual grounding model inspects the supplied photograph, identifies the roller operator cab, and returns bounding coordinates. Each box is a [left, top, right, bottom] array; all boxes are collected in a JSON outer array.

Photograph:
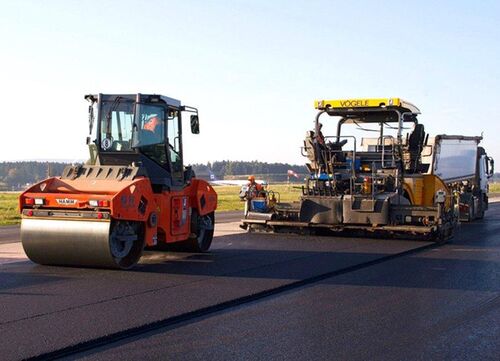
[[20, 94, 217, 269], [242, 98, 456, 241]]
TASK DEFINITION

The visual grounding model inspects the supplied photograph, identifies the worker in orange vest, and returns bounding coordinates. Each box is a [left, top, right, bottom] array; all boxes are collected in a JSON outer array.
[[247, 175, 263, 192], [245, 175, 265, 204], [242, 175, 265, 219], [141, 114, 164, 144]]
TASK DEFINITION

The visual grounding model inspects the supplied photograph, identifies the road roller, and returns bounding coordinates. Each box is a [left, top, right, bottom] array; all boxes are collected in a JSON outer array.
[[20, 93, 217, 269], [241, 98, 457, 241]]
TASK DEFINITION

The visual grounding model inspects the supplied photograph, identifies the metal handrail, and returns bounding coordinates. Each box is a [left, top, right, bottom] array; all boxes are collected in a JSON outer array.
[[378, 135, 396, 168]]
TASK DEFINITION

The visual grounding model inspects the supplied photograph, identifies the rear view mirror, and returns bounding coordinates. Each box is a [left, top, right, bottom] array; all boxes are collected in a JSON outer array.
[[487, 157, 495, 177], [190, 115, 200, 134]]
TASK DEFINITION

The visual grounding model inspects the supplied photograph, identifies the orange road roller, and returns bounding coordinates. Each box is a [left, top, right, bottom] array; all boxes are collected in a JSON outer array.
[[20, 93, 217, 269]]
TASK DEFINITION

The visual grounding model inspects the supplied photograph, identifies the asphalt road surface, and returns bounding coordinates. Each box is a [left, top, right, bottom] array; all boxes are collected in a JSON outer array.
[[0, 226, 20, 245], [214, 210, 242, 223], [0, 205, 499, 360], [82, 207, 500, 361]]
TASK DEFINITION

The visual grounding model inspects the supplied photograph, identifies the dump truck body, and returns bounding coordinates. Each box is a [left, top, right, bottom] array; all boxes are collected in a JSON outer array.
[[423, 135, 494, 221]]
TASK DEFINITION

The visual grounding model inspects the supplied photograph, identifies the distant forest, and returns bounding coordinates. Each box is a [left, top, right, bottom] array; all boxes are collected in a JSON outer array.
[[2, 161, 498, 191], [0, 161, 307, 190], [0, 162, 69, 191]]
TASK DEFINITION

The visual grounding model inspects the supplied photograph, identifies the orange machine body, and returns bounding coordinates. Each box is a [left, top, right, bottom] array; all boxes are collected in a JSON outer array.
[[20, 175, 217, 248]]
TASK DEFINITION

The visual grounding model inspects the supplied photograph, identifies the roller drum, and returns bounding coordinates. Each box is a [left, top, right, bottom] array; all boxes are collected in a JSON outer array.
[[21, 218, 144, 269]]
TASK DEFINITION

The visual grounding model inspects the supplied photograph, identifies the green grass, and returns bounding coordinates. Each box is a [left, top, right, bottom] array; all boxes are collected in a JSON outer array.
[[0, 193, 20, 226], [0, 186, 301, 226], [214, 184, 302, 211], [490, 182, 500, 193], [214, 186, 244, 212]]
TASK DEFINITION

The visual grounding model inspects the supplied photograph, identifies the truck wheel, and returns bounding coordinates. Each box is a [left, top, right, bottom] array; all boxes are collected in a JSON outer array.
[[475, 195, 485, 219], [435, 224, 453, 243], [184, 210, 215, 252], [476, 204, 485, 219], [465, 199, 474, 222]]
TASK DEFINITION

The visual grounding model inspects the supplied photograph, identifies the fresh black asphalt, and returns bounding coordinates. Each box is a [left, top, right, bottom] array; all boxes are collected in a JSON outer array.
[[1, 227, 426, 359], [77, 204, 500, 361]]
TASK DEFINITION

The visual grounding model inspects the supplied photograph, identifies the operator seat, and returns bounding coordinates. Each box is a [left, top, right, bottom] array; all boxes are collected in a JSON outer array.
[[408, 124, 425, 152], [407, 123, 426, 173], [328, 139, 347, 163], [304, 131, 319, 172]]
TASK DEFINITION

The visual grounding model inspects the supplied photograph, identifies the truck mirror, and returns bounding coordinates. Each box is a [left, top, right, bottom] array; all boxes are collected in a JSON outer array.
[[190, 115, 200, 134]]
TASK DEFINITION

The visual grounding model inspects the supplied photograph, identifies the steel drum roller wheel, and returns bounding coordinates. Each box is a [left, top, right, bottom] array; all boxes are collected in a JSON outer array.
[[21, 218, 145, 269]]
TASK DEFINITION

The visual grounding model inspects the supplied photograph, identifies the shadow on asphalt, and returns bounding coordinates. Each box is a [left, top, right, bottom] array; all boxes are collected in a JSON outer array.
[[2, 205, 497, 295], [0, 271, 70, 293]]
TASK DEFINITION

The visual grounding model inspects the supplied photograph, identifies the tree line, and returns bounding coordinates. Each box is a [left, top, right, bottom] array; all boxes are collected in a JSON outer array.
[[191, 161, 305, 179], [2, 160, 499, 191], [0, 162, 69, 191], [0, 161, 307, 190]]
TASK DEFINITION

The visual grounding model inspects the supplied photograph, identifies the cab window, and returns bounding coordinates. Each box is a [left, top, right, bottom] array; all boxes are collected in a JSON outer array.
[[133, 104, 168, 166], [134, 105, 165, 147], [99, 100, 135, 152], [167, 109, 183, 174]]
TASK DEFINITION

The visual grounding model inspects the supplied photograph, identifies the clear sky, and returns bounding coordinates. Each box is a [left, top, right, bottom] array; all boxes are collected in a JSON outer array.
[[1, 0, 499, 165]]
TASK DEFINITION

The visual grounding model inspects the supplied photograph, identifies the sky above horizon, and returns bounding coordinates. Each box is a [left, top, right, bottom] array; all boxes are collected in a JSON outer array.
[[1, 0, 499, 165]]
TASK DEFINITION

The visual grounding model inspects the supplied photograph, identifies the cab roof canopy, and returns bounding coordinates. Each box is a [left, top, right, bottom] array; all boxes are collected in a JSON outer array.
[[314, 98, 420, 123], [85, 93, 182, 108]]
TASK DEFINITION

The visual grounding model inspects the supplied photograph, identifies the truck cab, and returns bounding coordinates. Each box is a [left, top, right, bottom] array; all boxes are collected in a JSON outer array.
[[423, 135, 494, 221]]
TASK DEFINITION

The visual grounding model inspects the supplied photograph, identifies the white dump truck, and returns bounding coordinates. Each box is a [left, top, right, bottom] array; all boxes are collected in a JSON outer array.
[[423, 135, 494, 221]]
